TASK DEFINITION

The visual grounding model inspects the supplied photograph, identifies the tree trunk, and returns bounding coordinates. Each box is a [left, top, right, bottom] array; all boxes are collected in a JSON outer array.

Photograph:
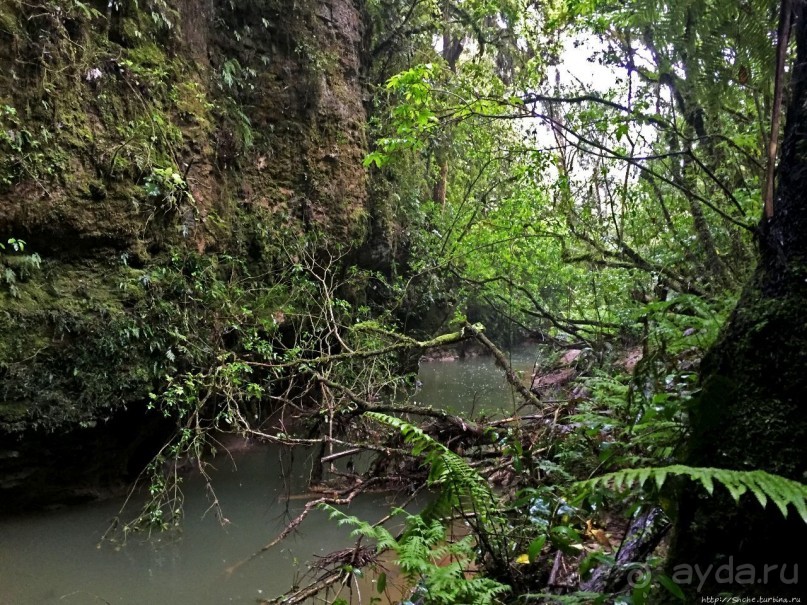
[[666, 1, 807, 599]]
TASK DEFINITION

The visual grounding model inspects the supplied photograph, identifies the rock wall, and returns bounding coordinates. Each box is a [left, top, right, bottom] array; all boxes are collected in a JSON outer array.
[[0, 0, 369, 510]]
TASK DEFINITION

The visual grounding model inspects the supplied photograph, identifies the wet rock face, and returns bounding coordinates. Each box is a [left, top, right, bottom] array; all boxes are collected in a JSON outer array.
[[0, 0, 369, 246], [0, 0, 369, 510], [206, 0, 369, 237]]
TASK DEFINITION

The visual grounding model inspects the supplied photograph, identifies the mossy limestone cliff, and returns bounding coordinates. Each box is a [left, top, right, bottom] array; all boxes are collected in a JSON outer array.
[[0, 0, 369, 509]]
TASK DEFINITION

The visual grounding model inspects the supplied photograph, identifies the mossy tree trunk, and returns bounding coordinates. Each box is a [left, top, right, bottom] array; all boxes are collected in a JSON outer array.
[[666, 1, 807, 598]]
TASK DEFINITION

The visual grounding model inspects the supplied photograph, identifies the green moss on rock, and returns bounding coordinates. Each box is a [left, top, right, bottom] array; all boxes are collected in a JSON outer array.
[[0, 0, 371, 509]]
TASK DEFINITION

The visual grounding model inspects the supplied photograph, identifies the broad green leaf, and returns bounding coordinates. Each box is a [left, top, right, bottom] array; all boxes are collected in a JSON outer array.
[[528, 536, 546, 563]]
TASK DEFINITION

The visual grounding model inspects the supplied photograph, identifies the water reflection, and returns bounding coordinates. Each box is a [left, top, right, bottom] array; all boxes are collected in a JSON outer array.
[[1, 447, 406, 604], [412, 347, 539, 417], [0, 348, 543, 604]]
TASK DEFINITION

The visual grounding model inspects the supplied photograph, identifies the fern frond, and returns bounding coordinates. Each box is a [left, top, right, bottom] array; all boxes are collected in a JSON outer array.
[[577, 466, 807, 522], [323, 417, 512, 604], [320, 504, 398, 548], [364, 411, 500, 524]]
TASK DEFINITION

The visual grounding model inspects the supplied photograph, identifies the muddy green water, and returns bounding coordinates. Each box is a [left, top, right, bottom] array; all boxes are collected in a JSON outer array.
[[0, 350, 540, 604]]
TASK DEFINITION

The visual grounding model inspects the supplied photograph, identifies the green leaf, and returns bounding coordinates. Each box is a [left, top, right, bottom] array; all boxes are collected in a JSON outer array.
[[376, 572, 386, 594], [700, 472, 715, 495], [657, 574, 686, 601], [654, 468, 669, 490], [528, 536, 546, 563], [576, 466, 807, 523], [724, 480, 747, 503]]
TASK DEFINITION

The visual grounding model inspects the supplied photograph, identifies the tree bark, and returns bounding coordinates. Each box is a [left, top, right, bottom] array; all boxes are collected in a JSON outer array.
[[666, 1, 807, 599]]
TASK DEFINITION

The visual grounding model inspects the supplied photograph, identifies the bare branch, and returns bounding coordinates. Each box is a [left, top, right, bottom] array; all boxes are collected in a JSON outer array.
[[463, 323, 543, 408]]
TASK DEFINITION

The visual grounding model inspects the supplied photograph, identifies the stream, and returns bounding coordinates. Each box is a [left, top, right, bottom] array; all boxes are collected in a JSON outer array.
[[0, 349, 540, 604]]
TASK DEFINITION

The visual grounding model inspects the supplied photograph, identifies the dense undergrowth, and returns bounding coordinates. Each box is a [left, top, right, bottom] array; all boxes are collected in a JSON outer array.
[[3, 0, 807, 603]]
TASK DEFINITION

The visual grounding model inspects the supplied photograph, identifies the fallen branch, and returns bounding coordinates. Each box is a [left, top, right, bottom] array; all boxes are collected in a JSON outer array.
[[247, 324, 485, 371], [464, 323, 543, 408], [580, 506, 671, 593], [313, 374, 487, 437], [224, 477, 382, 578], [240, 423, 414, 459], [320, 447, 363, 463], [260, 569, 345, 605], [260, 487, 426, 605], [487, 413, 552, 426]]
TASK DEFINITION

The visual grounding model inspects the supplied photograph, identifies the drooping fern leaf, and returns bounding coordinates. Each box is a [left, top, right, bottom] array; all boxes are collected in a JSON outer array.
[[576, 465, 807, 522], [320, 503, 399, 550], [364, 411, 500, 525]]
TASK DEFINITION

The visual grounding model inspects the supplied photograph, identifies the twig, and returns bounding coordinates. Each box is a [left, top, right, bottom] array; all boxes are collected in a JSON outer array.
[[224, 478, 381, 577]]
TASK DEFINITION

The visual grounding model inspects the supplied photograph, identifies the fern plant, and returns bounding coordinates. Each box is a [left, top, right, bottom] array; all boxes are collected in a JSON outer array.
[[322, 505, 510, 605], [576, 465, 807, 522], [364, 412, 515, 586], [364, 412, 500, 526]]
